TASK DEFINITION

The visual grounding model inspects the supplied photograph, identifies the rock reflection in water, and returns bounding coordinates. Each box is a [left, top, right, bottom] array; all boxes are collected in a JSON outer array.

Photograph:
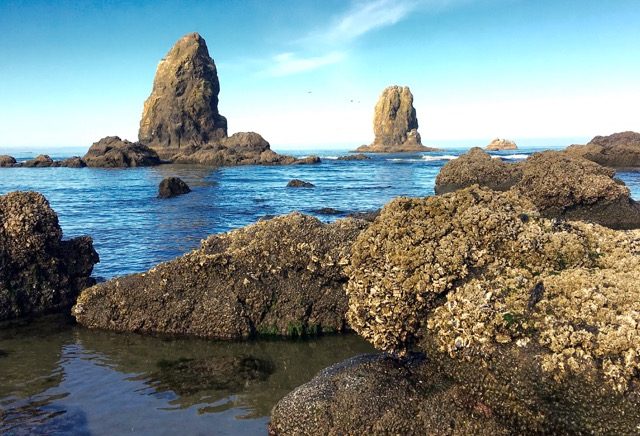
[[0, 317, 374, 434]]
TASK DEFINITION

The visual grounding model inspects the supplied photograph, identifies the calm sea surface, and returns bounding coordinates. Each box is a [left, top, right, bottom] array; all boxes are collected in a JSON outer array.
[[1, 147, 639, 434]]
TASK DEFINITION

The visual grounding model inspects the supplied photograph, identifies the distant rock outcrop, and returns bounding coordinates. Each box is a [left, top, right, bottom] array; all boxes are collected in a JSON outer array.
[[0, 191, 98, 323], [355, 86, 439, 153], [287, 179, 315, 188], [59, 157, 86, 168], [158, 177, 191, 198], [0, 155, 16, 167], [23, 154, 55, 168], [83, 136, 161, 168], [566, 131, 640, 168], [73, 214, 368, 339], [337, 153, 370, 161], [139, 32, 227, 150], [435, 148, 640, 229], [486, 138, 517, 150]]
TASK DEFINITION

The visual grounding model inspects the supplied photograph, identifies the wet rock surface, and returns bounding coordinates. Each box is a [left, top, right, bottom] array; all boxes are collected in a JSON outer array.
[[566, 131, 640, 168], [139, 32, 227, 149], [59, 157, 86, 168], [345, 186, 640, 433], [158, 177, 191, 198], [83, 136, 161, 168], [286, 179, 314, 188], [270, 353, 509, 435], [0, 156, 17, 167], [435, 148, 640, 229], [485, 138, 517, 150], [0, 192, 99, 323], [355, 86, 440, 153], [73, 213, 368, 339], [337, 154, 370, 161]]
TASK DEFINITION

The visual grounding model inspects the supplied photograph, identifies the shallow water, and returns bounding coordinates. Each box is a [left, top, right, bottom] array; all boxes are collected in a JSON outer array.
[[1, 147, 639, 434]]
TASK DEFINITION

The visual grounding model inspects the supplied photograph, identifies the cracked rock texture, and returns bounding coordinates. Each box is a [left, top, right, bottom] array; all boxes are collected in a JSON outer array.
[[435, 148, 640, 229], [73, 213, 368, 339], [346, 186, 640, 433], [83, 136, 161, 168], [0, 191, 98, 323]]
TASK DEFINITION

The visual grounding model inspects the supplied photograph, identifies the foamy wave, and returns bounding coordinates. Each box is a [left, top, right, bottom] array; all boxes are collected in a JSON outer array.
[[388, 158, 422, 162], [499, 154, 529, 160], [421, 155, 458, 161], [322, 156, 339, 160]]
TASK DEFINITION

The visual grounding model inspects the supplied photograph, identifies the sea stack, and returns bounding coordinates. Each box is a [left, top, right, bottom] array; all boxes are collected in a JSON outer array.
[[485, 138, 517, 150], [138, 32, 228, 153], [355, 86, 439, 153]]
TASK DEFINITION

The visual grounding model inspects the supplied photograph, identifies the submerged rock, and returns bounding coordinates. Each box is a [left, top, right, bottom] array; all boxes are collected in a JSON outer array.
[[566, 131, 640, 168], [0, 155, 16, 167], [486, 138, 517, 150], [435, 148, 640, 229], [73, 213, 368, 339], [23, 155, 55, 168], [345, 186, 640, 433], [0, 192, 99, 323], [337, 154, 370, 161], [139, 32, 227, 150], [83, 136, 161, 168], [158, 177, 191, 198], [355, 86, 440, 153], [286, 179, 314, 188], [270, 353, 509, 435]]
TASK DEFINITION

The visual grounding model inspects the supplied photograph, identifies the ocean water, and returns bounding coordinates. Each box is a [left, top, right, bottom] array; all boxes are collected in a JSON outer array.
[[1, 147, 639, 434]]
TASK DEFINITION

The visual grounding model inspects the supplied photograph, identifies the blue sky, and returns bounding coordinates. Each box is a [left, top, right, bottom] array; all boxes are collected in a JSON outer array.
[[1, 0, 639, 150]]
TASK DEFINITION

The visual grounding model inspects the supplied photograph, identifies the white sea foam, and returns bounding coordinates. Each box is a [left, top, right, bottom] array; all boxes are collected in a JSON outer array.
[[499, 154, 529, 160], [421, 155, 458, 161]]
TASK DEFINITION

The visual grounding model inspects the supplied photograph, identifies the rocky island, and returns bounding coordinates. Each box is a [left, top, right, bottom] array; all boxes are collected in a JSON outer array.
[[354, 85, 440, 153], [485, 137, 517, 150]]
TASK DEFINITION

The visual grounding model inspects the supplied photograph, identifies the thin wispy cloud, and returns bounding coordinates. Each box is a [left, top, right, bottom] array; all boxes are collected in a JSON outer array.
[[267, 51, 346, 77], [263, 0, 463, 76]]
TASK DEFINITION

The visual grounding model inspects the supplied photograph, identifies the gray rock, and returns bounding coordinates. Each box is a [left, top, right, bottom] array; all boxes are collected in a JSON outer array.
[[158, 177, 191, 198]]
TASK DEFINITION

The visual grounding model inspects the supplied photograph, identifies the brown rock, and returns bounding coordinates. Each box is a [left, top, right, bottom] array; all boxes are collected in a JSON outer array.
[[138, 32, 227, 150], [23, 154, 55, 168], [337, 153, 371, 161], [73, 213, 368, 339], [286, 179, 314, 188], [345, 186, 640, 433], [0, 155, 17, 167], [566, 131, 640, 168], [270, 353, 509, 435], [158, 177, 191, 198], [485, 138, 517, 150], [83, 136, 161, 168], [59, 157, 86, 168], [355, 86, 440, 153], [435, 148, 640, 229], [0, 192, 98, 323]]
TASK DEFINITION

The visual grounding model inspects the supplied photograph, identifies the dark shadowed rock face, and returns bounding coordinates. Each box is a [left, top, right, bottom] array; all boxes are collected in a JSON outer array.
[[355, 86, 440, 153], [83, 136, 161, 168], [566, 131, 640, 168], [139, 32, 227, 150], [435, 148, 640, 229], [158, 177, 191, 198], [73, 213, 368, 339], [345, 186, 640, 433], [286, 179, 314, 188], [23, 155, 55, 168], [270, 353, 509, 435], [0, 192, 99, 323], [59, 157, 86, 168], [337, 153, 370, 161], [0, 155, 17, 167]]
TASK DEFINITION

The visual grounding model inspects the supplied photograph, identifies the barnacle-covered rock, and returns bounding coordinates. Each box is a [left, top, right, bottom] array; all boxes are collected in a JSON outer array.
[[566, 131, 640, 168], [435, 148, 640, 229], [270, 353, 509, 435], [346, 186, 640, 433], [73, 213, 368, 339], [0, 192, 99, 323]]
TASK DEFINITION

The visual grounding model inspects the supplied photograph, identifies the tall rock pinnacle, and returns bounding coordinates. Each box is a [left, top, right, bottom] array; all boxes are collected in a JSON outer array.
[[138, 32, 228, 149], [355, 85, 439, 153]]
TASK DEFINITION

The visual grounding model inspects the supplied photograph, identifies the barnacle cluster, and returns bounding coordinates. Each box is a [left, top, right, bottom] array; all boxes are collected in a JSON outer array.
[[347, 186, 640, 390]]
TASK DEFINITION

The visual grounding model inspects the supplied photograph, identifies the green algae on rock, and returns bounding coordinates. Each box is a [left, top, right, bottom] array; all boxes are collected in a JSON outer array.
[[0, 192, 99, 323], [73, 213, 368, 339], [345, 185, 640, 433]]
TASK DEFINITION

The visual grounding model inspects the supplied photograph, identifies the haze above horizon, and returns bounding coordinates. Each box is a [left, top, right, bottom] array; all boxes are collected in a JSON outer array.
[[1, 0, 638, 150]]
